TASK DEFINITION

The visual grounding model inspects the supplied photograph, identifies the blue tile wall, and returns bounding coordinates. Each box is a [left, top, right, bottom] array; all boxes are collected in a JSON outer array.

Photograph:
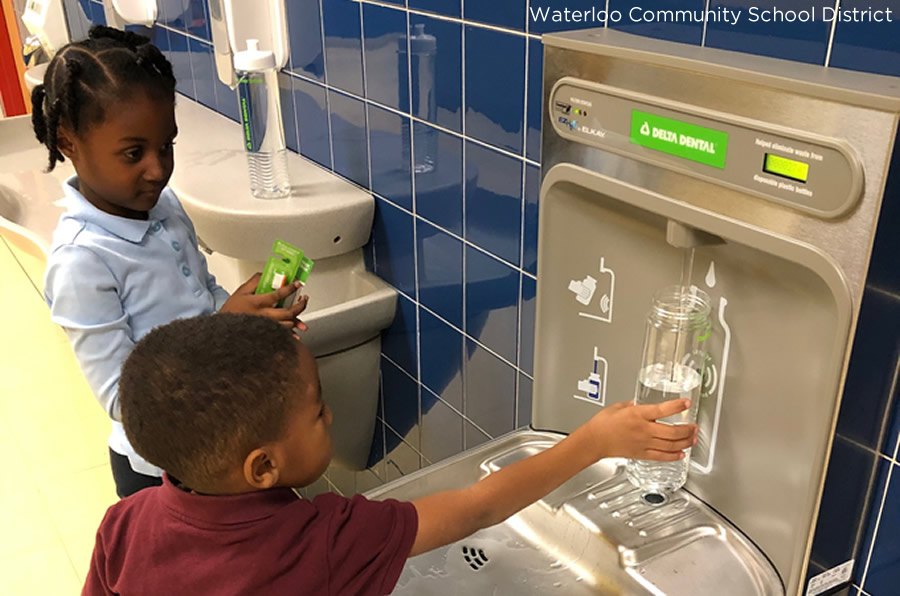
[[286, 0, 325, 81], [291, 76, 331, 168], [464, 26, 525, 154], [409, 14, 461, 133], [609, 0, 705, 44], [417, 220, 463, 328], [328, 90, 369, 188], [368, 105, 412, 210], [465, 142, 523, 265], [74, 2, 900, 592], [704, 0, 831, 64]]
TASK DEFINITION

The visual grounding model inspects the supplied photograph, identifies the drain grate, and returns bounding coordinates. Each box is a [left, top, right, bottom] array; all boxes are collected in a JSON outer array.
[[461, 545, 490, 571], [641, 492, 668, 506]]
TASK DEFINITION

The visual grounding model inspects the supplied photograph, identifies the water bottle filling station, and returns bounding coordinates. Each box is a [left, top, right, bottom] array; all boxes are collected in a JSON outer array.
[[365, 27, 900, 596]]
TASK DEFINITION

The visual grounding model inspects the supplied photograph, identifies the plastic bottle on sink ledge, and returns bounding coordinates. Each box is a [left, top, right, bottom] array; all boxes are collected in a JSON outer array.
[[233, 39, 290, 199]]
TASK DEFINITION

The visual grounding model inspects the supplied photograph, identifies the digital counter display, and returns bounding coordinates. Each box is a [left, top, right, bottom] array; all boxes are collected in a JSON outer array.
[[763, 153, 809, 183]]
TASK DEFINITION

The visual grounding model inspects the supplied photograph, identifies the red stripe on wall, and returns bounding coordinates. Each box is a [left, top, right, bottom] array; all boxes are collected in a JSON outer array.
[[0, 0, 27, 116]]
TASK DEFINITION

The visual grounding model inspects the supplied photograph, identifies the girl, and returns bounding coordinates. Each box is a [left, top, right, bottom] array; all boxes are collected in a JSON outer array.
[[32, 26, 307, 498]]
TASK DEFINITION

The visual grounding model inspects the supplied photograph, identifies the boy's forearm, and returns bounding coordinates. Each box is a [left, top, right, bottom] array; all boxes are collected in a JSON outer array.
[[467, 426, 598, 528], [410, 427, 600, 556]]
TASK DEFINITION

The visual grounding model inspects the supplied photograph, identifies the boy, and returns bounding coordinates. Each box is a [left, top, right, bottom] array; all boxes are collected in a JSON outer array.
[[84, 314, 697, 595]]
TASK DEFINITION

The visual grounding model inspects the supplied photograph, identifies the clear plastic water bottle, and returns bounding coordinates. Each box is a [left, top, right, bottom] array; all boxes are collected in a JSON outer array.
[[234, 39, 290, 199], [626, 286, 711, 494]]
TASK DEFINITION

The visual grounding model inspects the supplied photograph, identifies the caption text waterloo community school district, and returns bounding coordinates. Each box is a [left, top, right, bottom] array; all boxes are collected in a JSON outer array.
[[530, 5, 894, 26]]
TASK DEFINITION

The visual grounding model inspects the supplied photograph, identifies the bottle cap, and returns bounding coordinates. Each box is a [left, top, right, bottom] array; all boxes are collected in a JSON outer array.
[[233, 39, 276, 72]]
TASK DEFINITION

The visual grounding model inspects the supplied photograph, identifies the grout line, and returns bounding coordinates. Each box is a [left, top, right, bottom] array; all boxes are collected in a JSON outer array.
[[467, 417, 494, 440], [377, 368, 386, 475], [837, 433, 900, 466], [316, 0, 336, 169], [460, 2, 469, 424], [521, 25, 531, 162], [515, 161, 527, 424], [525, 0, 531, 36], [383, 353, 418, 385], [285, 69, 540, 168], [351, 0, 541, 40], [824, 0, 842, 67], [700, 0, 711, 47], [868, 283, 900, 303], [324, 90, 337, 172], [317, 0, 329, 86], [389, 285, 527, 381], [418, 301, 521, 374], [382, 418, 426, 457], [156, 22, 209, 46], [286, 69, 302, 156], [359, 2, 374, 189], [422, 384, 465, 420], [857, 453, 895, 590], [883, 353, 900, 460], [406, 5, 425, 458]]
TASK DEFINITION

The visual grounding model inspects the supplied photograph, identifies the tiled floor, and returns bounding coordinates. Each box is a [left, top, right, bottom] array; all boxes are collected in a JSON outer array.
[[0, 232, 116, 595]]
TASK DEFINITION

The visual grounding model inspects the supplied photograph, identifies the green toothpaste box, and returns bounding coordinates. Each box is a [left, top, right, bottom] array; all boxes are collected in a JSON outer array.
[[255, 239, 314, 307]]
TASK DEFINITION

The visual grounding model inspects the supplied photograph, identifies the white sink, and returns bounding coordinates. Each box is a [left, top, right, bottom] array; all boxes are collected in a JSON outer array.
[[24, 62, 49, 92], [169, 98, 395, 472], [169, 98, 374, 261], [0, 113, 72, 247]]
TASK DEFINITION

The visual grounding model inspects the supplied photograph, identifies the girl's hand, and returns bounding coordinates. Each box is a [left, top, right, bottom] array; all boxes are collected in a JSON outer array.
[[220, 273, 310, 331], [585, 399, 697, 462]]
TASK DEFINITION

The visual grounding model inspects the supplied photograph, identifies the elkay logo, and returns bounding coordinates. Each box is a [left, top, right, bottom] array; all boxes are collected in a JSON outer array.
[[580, 126, 606, 138]]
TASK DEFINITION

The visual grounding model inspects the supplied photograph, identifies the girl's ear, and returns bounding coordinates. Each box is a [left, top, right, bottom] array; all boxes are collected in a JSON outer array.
[[56, 126, 77, 160], [243, 448, 280, 489]]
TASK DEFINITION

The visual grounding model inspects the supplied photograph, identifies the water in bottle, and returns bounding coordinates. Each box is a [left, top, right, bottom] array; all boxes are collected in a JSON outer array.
[[626, 362, 702, 492], [626, 286, 711, 495]]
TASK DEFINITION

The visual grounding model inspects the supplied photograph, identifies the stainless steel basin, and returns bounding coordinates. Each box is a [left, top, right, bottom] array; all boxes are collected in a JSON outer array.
[[366, 430, 783, 595]]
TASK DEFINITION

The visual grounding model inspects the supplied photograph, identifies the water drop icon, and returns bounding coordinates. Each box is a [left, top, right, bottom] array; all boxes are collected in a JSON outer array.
[[705, 261, 716, 288]]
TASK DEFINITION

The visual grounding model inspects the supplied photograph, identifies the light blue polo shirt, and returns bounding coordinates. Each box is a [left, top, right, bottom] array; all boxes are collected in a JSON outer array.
[[44, 176, 230, 476]]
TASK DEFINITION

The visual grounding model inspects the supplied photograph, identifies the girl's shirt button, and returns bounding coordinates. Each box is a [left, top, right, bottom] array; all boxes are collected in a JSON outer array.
[[182, 266, 191, 277], [171, 241, 181, 251], [150, 222, 162, 233]]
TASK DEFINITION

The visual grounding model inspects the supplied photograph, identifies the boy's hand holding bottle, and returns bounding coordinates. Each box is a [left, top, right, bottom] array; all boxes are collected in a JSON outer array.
[[408, 398, 698, 556], [220, 273, 309, 331], [581, 398, 697, 463]]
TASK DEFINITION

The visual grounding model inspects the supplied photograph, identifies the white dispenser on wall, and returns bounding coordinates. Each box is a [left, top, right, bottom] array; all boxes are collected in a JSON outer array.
[[21, 0, 69, 58]]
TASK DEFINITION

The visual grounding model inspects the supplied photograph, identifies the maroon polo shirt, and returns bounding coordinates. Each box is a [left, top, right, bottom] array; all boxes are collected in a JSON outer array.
[[83, 475, 418, 596]]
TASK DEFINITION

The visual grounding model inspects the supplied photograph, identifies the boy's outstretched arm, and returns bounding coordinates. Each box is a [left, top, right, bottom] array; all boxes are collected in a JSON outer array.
[[408, 399, 697, 557]]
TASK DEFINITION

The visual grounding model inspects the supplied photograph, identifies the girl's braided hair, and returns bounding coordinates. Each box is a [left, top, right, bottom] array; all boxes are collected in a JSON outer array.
[[31, 26, 176, 171]]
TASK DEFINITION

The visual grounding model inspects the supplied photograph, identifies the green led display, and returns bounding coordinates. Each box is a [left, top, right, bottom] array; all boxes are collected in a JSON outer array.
[[763, 153, 809, 183]]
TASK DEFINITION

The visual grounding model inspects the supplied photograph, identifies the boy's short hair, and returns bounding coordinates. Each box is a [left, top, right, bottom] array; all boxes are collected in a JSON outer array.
[[120, 314, 302, 487]]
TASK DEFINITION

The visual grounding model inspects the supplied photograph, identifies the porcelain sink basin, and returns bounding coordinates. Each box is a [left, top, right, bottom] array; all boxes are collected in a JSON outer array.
[[24, 62, 49, 92], [169, 98, 374, 262], [366, 430, 784, 596], [0, 113, 72, 246]]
